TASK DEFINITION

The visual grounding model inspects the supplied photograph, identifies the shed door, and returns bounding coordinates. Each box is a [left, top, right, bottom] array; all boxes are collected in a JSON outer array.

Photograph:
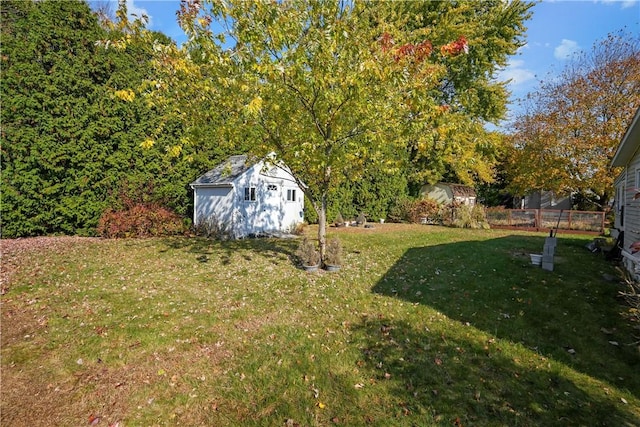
[[259, 183, 283, 232]]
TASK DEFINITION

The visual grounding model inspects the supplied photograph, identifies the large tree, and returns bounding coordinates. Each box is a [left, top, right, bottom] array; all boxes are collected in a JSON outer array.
[[382, 1, 531, 186], [147, 0, 531, 257], [506, 31, 640, 210]]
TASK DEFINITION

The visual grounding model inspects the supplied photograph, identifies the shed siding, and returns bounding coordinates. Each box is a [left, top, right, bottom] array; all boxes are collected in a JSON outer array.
[[192, 158, 304, 238], [420, 183, 476, 205], [422, 185, 452, 204], [194, 187, 234, 227]]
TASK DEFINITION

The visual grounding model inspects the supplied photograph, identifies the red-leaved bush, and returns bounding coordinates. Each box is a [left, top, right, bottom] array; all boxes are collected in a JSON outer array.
[[97, 203, 186, 238]]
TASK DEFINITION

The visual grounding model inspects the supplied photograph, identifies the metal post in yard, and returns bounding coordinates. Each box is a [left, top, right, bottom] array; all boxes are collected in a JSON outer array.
[[554, 209, 563, 237]]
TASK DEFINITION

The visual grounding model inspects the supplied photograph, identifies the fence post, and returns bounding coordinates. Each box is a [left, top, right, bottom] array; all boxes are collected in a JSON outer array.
[[568, 210, 572, 231]]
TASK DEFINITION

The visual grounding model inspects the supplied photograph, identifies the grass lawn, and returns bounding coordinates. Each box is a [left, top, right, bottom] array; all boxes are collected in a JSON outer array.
[[1, 225, 639, 426]]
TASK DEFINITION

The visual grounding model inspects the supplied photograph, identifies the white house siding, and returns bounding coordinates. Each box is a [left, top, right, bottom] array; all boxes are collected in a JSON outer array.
[[623, 153, 640, 251], [620, 159, 640, 277], [612, 107, 640, 278]]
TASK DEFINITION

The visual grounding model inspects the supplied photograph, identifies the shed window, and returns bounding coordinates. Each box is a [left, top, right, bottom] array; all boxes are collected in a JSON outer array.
[[244, 187, 256, 202], [286, 189, 297, 202]]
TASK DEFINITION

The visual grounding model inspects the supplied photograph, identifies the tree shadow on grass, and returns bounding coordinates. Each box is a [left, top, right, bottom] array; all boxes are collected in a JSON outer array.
[[351, 316, 637, 425], [159, 236, 299, 267], [362, 234, 639, 425]]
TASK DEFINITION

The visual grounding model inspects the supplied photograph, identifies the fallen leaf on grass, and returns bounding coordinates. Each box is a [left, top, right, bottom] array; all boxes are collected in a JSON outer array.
[[434, 357, 443, 366], [354, 383, 364, 389], [88, 414, 101, 425], [316, 402, 326, 409]]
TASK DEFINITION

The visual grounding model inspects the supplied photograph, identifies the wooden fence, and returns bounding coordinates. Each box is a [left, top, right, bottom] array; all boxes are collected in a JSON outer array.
[[485, 208, 605, 234]]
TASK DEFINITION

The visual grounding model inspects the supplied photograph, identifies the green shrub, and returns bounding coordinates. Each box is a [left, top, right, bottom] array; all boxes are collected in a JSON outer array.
[[387, 197, 415, 223]]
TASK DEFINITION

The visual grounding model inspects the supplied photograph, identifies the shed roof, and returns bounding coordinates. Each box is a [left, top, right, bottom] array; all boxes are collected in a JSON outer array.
[[190, 155, 256, 187], [444, 183, 476, 198]]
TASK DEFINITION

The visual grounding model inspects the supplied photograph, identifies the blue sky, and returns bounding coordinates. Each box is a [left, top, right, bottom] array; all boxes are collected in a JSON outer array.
[[97, 0, 639, 120]]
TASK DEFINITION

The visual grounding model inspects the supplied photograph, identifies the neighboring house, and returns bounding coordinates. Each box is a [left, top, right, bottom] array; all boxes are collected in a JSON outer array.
[[420, 182, 477, 206], [514, 191, 572, 210], [611, 106, 640, 277], [190, 154, 304, 238]]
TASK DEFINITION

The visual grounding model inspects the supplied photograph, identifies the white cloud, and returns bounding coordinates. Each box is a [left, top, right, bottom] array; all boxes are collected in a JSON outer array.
[[126, 0, 151, 25], [498, 59, 536, 86], [554, 39, 580, 60], [597, 0, 639, 10]]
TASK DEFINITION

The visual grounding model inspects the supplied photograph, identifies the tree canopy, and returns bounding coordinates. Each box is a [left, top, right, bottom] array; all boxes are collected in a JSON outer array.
[[1, 0, 533, 240], [149, 0, 532, 255], [506, 31, 640, 210]]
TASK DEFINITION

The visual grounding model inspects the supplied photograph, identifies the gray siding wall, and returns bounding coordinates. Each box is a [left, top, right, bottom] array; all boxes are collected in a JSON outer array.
[[622, 156, 640, 251]]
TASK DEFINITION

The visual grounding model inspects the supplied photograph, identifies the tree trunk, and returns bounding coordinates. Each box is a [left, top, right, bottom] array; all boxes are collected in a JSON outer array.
[[317, 193, 327, 262]]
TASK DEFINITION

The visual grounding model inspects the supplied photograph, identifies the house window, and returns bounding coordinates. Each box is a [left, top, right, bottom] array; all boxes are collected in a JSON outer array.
[[244, 186, 256, 202], [267, 184, 278, 191], [286, 189, 297, 202]]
